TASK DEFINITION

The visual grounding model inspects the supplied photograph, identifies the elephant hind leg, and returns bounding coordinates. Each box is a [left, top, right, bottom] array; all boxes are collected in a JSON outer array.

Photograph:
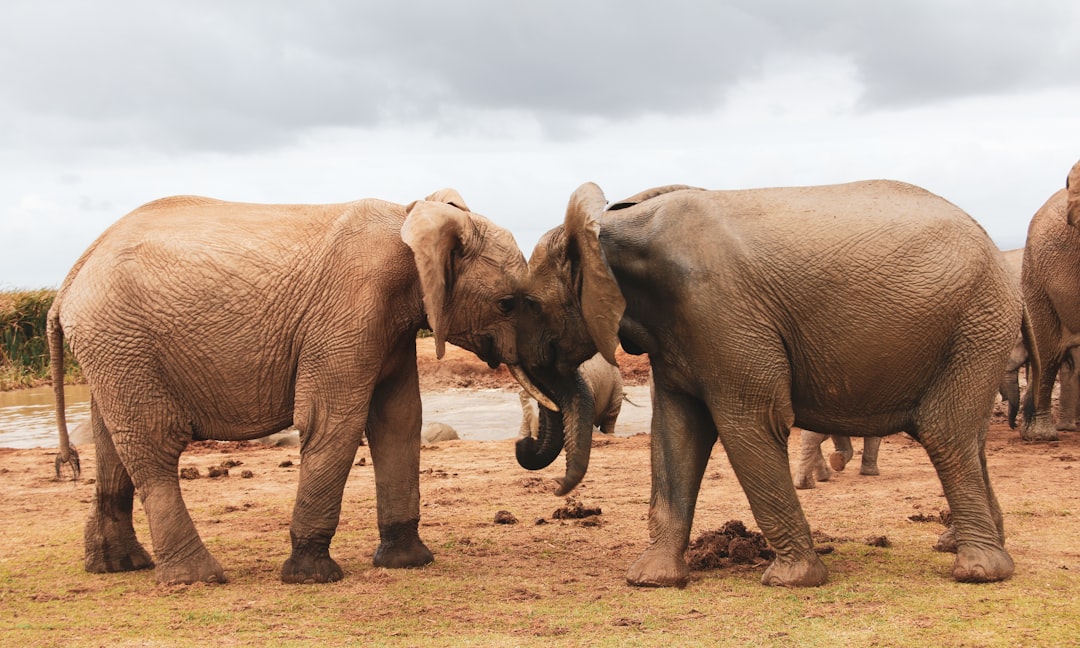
[[914, 360, 1013, 582], [859, 437, 882, 476], [105, 407, 224, 584], [84, 400, 153, 574], [793, 430, 830, 490]]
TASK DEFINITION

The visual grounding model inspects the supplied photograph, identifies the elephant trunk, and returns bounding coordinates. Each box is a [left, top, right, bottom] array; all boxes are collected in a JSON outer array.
[[512, 368, 595, 496]]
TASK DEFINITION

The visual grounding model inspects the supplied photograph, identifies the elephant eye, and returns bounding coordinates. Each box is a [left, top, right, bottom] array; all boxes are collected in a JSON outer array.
[[497, 296, 516, 314]]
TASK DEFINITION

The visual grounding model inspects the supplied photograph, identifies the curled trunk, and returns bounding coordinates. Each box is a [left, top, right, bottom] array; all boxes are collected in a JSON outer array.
[[512, 368, 595, 495]]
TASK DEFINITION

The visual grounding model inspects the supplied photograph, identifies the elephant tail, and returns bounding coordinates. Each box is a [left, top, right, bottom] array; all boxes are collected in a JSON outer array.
[[1019, 301, 1040, 428], [48, 303, 80, 481]]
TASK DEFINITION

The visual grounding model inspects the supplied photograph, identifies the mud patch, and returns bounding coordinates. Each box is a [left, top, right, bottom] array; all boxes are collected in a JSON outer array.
[[686, 520, 774, 570]]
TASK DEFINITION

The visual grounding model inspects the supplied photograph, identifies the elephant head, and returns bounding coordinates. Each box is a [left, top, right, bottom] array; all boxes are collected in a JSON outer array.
[[402, 189, 528, 368], [510, 183, 627, 495], [1067, 159, 1080, 226]]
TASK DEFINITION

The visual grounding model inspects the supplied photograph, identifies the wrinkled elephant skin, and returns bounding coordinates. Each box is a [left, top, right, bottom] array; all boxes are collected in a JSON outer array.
[[50, 190, 526, 584], [512, 180, 1018, 588], [1021, 160, 1080, 441]]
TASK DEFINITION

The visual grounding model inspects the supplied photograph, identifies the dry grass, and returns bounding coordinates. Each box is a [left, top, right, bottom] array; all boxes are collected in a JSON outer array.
[[2, 420, 1077, 647]]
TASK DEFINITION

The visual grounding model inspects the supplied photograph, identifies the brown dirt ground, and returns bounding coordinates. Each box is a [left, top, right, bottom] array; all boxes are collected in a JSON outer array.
[[2, 338, 1078, 635]]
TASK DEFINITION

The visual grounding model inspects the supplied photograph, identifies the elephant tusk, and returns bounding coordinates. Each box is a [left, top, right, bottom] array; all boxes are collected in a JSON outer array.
[[508, 365, 560, 412]]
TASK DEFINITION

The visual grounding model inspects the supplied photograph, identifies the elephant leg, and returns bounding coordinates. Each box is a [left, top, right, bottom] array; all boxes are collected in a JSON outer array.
[[724, 415, 826, 587], [915, 372, 1013, 582], [625, 389, 716, 588], [363, 346, 432, 570], [1056, 350, 1080, 431], [1023, 304, 1063, 441], [859, 437, 882, 476], [793, 430, 830, 490], [111, 415, 224, 584], [597, 401, 621, 435], [83, 400, 153, 574], [827, 435, 854, 472]]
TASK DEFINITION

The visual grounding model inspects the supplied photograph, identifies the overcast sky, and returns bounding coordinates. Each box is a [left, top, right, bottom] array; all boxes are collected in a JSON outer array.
[[2, 1, 1078, 289]]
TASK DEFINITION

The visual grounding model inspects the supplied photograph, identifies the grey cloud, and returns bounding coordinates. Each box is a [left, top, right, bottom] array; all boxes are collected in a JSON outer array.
[[2, 0, 1076, 155]]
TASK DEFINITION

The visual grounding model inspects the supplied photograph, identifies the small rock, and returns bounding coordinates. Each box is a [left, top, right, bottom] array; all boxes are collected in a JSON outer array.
[[179, 467, 200, 480], [240, 470, 254, 479], [421, 422, 460, 443], [279, 460, 294, 468], [355, 457, 367, 467]]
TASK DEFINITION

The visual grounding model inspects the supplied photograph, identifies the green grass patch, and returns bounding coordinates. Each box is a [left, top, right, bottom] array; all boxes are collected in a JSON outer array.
[[0, 290, 81, 390]]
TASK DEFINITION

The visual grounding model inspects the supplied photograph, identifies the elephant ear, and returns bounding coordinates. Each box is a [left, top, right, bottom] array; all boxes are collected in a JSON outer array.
[[401, 191, 474, 359], [565, 183, 626, 365]]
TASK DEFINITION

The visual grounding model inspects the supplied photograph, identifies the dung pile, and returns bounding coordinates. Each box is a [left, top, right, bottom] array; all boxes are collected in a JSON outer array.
[[686, 520, 774, 570]]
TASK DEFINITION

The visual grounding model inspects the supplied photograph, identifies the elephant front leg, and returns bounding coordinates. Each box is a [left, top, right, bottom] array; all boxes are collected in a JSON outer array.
[[365, 360, 433, 569], [626, 391, 715, 588], [280, 416, 359, 584]]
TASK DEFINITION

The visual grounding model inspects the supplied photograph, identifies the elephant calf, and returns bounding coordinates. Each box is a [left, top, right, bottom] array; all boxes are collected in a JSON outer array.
[[519, 352, 625, 439], [50, 189, 527, 585]]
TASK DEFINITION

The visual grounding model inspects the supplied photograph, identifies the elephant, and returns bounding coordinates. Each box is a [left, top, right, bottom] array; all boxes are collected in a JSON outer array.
[[997, 248, 1029, 429], [518, 352, 624, 440], [48, 188, 529, 585], [510, 180, 1018, 588], [1021, 159, 1080, 441], [792, 432, 881, 490]]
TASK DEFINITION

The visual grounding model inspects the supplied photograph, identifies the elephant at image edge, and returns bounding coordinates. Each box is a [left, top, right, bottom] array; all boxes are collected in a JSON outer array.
[[518, 352, 624, 440], [1019, 161, 1080, 441], [511, 181, 1017, 588], [792, 432, 881, 490], [50, 189, 528, 585]]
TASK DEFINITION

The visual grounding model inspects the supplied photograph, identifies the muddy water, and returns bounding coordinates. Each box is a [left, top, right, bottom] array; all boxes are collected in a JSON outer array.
[[0, 385, 653, 449], [0, 384, 91, 449]]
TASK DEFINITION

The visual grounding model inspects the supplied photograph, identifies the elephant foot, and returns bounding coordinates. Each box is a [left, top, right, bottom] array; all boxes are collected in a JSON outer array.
[[282, 530, 344, 584], [793, 472, 816, 490], [859, 463, 880, 476], [84, 515, 154, 573], [372, 520, 433, 569], [761, 554, 828, 587], [1054, 420, 1076, 432], [951, 544, 1014, 583], [1021, 420, 1060, 442], [84, 540, 154, 574], [625, 546, 689, 588], [156, 553, 226, 585], [828, 451, 849, 472]]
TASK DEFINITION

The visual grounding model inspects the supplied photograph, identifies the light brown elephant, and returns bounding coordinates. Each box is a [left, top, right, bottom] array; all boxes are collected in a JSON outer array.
[[510, 181, 1018, 588], [1021, 160, 1080, 441], [49, 189, 528, 585], [518, 352, 624, 441], [997, 248, 1029, 429], [793, 432, 881, 490]]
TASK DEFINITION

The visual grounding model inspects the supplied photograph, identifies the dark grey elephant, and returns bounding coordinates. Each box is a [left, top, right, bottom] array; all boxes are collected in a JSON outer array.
[[1021, 159, 1080, 441], [793, 432, 881, 490], [510, 181, 1018, 588], [49, 189, 528, 585]]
